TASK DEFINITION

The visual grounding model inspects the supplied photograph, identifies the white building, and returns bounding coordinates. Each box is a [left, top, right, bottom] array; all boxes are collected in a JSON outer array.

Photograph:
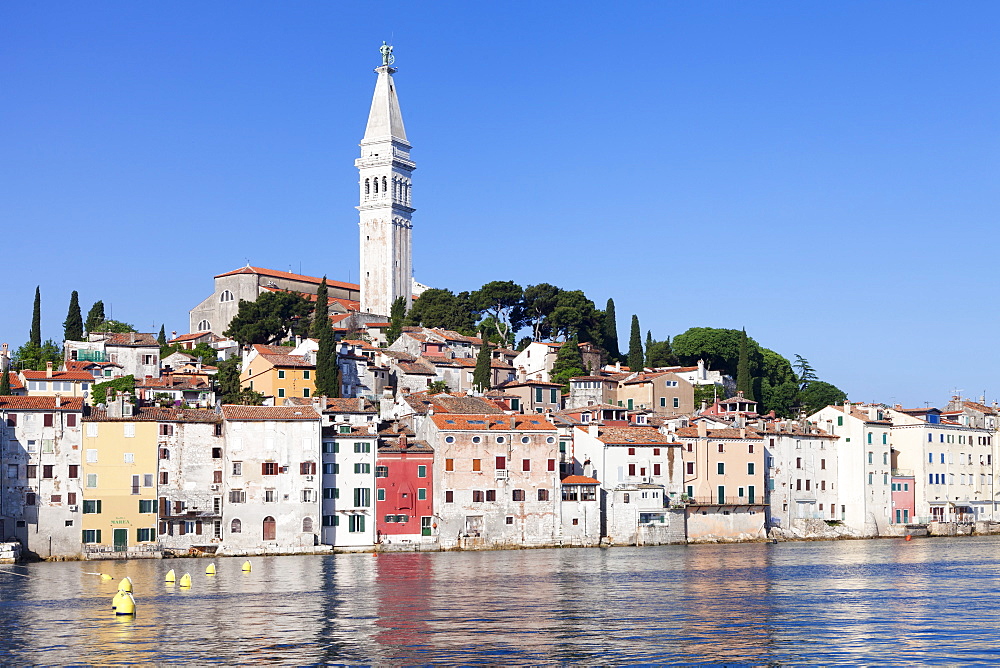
[[357, 44, 415, 317], [220, 405, 322, 554], [809, 402, 893, 536], [320, 425, 378, 548], [758, 420, 840, 529]]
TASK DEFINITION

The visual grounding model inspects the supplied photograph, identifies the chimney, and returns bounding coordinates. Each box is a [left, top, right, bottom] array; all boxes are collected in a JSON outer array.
[[130, 332, 135, 345], [510, 415, 517, 430], [739, 426, 746, 439], [517, 366, 526, 383], [54, 393, 62, 407], [615, 361, 621, 372], [46, 361, 53, 378], [697, 420, 707, 438], [868, 406, 878, 421], [399, 433, 407, 450], [588, 423, 599, 437], [583, 458, 593, 478], [697, 358, 706, 380]]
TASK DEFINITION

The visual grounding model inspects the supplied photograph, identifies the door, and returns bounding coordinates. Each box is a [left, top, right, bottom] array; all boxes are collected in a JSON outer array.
[[113, 528, 128, 552], [717, 485, 725, 505], [421, 516, 432, 537], [263, 516, 276, 541], [748, 485, 755, 505]]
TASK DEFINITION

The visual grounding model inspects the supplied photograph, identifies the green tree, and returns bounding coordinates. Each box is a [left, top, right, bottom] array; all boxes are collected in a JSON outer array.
[[0, 358, 10, 396], [63, 291, 84, 342], [157, 325, 167, 347], [471, 281, 524, 348], [518, 283, 561, 341], [672, 327, 765, 377], [29, 287, 41, 347], [314, 320, 339, 398], [85, 300, 105, 334], [91, 375, 136, 405], [224, 291, 312, 347], [693, 383, 722, 408], [757, 348, 799, 416], [799, 381, 848, 416], [736, 328, 754, 400], [428, 380, 450, 394], [90, 320, 136, 334], [645, 331, 654, 367], [793, 354, 818, 390], [311, 277, 329, 339], [646, 338, 678, 368], [548, 290, 599, 342], [216, 357, 243, 404], [602, 298, 621, 361], [472, 340, 493, 392], [405, 288, 478, 333], [13, 339, 62, 372], [385, 296, 407, 346], [550, 337, 586, 390], [627, 315, 643, 372]]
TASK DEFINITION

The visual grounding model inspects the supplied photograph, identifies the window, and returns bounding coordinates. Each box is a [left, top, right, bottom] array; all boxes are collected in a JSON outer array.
[[522, 459, 531, 472], [301, 489, 316, 503], [512, 489, 525, 501], [495, 456, 506, 470], [445, 490, 454, 503], [220, 290, 234, 303], [445, 459, 454, 472], [83, 500, 102, 514], [86, 449, 98, 463], [42, 465, 54, 479], [354, 463, 371, 474], [548, 459, 556, 472], [673, 397, 680, 408], [26, 465, 37, 479], [139, 499, 156, 513], [323, 441, 338, 454], [485, 490, 496, 501], [348, 515, 365, 533], [82, 530, 101, 544], [277, 388, 285, 398], [628, 464, 636, 476], [264, 489, 276, 503], [302, 517, 314, 533], [229, 490, 246, 503], [538, 489, 549, 501], [718, 444, 724, 453], [472, 490, 484, 503], [324, 487, 339, 499], [124, 424, 135, 438], [375, 466, 388, 478], [299, 462, 317, 475], [417, 465, 427, 478], [303, 370, 311, 380], [277, 369, 286, 379], [472, 459, 481, 472], [232, 461, 243, 476], [717, 463, 725, 475], [535, 387, 543, 403], [86, 474, 98, 488], [686, 462, 694, 475], [353, 488, 370, 507], [262, 462, 278, 476], [821, 459, 826, 470], [124, 452, 135, 464], [354, 442, 371, 453], [653, 463, 661, 476], [747, 463, 755, 475]]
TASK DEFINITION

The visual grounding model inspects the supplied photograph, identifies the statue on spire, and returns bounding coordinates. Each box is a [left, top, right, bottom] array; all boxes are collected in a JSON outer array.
[[379, 41, 395, 67]]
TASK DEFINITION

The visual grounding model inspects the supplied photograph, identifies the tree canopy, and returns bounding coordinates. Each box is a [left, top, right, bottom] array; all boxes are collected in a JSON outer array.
[[85, 300, 105, 334], [311, 277, 330, 339], [517, 283, 561, 342], [385, 296, 407, 346], [550, 338, 586, 390], [223, 291, 312, 347], [63, 291, 83, 342], [602, 298, 621, 361], [627, 315, 643, 372], [799, 381, 848, 416], [90, 320, 136, 334], [29, 287, 41, 347], [405, 288, 477, 333], [472, 340, 493, 392], [471, 281, 524, 348]]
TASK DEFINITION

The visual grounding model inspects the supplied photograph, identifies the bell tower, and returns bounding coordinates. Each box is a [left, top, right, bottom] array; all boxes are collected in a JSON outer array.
[[357, 42, 414, 317]]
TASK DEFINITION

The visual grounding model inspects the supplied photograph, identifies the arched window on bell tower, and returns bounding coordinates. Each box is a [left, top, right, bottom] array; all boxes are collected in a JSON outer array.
[[365, 178, 370, 195], [382, 176, 388, 194], [373, 177, 378, 194]]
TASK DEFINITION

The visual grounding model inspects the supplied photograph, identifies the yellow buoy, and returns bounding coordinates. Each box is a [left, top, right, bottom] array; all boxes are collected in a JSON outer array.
[[100, 573, 113, 581], [165, 569, 176, 583], [118, 577, 133, 593], [179, 573, 192, 588], [205, 563, 216, 575], [115, 592, 136, 616], [241, 560, 252, 573], [111, 590, 126, 610]]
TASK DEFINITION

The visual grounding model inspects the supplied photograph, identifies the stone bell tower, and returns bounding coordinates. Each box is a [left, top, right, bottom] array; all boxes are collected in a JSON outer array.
[[357, 42, 414, 317]]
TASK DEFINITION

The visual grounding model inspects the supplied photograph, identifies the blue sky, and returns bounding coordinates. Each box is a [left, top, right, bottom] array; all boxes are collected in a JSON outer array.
[[2, 3, 998, 407]]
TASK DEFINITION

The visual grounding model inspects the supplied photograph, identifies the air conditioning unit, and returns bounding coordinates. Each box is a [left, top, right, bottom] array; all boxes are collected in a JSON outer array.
[[306, 475, 314, 482], [210, 484, 220, 491], [68, 505, 78, 512]]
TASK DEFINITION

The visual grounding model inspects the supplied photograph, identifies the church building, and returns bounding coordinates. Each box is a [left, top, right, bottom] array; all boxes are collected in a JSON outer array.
[[188, 43, 420, 336]]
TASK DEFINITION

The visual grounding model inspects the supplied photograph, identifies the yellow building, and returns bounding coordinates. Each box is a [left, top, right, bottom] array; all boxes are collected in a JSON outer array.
[[240, 344, 316, 401], [81, 400, 159, 556]]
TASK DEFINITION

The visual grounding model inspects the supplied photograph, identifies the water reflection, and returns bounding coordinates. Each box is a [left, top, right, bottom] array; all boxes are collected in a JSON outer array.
[[4, 538, 1000, 662]]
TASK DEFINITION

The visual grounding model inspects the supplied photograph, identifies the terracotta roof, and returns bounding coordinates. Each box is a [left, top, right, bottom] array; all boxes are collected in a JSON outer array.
[[962, 401, 998, 415], [5, 372, 24, 390], [22, 370, 95, 381], [403, 393, 504, 415], [561, 475, 599, 485], [168, 332, 221, 344], [365, 322, 391, 328], [396, 361, 435, 375], [622, 371, 673, 386], [447, 357, 513, 370], [341, 339, 378, 350], [323, 397, 377, 413], [258, 353, 314, 368], [591, 426, 677, 445], [380, 351, 417, 362], [135, 376, 211, 390], [828, 405, 892, 425], [430, 414, 556, 431], [378, 438, 433, 454], [214, 265, 359, 291], [104, 332, 159, 347], [674, 426, 765, 440], [501, 380, 564, 388], [85, 407, 220, 423], [0, 396, 84, 411], [569, 375, 618, 382], [221, 405, 320, 421]]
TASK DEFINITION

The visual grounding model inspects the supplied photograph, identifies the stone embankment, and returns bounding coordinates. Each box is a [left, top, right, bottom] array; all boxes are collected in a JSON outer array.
[[0, 542, 22, 563]]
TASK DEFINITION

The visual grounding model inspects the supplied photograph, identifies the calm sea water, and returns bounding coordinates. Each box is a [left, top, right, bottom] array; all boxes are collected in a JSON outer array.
[[1, 537, 999, 664]]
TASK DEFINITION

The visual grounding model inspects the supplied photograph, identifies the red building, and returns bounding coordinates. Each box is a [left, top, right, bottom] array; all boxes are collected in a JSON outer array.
[[376, 431, 435, 543], [891, 473, 916, 524]]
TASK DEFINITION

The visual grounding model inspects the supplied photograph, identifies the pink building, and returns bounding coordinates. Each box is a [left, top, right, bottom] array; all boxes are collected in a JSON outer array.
[[891, 473, 916, 524], [376, 431, 435, 543]]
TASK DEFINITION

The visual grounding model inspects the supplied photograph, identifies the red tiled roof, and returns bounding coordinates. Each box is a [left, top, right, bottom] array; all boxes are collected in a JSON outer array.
[[221, 405, 320, 421], [22, 370, 95, 381], [6, 372, 24, 390], [259, 353, 314, 368], [105, 332, 159, 347], [674, 426, 765, 440], [501, 380, 564, 388], [0, 396, 84, 411], [561, 475, 599, 485], [365, 322, 391, 328], [592, 426, 677, 445], [430, 414, 556, 431], [86, 407, 221, 423], [215, 266, 360, 291], [323, 397, 377, 413]]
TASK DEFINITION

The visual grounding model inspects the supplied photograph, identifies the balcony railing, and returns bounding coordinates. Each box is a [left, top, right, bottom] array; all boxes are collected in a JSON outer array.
[[686, 496, 764, 506], [495, 469, 510, 480], [892, 469, 914, 477]]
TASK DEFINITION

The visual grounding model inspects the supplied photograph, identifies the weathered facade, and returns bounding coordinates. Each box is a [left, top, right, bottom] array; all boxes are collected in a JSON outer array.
[[376, 431, 435, 545]]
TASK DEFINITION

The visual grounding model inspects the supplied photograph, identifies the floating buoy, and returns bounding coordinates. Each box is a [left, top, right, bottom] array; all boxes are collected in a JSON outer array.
[[241, 560, 252, 573], [115, 592, 136, 616], [165, 569, 176, 583], [905, 535, 912, 541], [179, 573, 192, 588], [111, 590, 126, 610], [100, 573, 113, 581], [118, 577, 133, 593], [205, 563, 216, 575]]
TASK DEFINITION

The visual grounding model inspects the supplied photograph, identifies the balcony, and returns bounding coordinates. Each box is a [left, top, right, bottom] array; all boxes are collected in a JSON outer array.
[[686, 496, 765, 506], [892, 469, 914, 477], [495, 469, 510, 480]]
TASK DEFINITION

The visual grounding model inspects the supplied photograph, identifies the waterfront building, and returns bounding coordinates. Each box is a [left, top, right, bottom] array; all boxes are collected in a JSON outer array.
[[673, 419, 768, 540], [606, 483, 686, 546], [81, 398, 160, 558], [152, 408, 225, 552], [559, 475, 601, 546], [758, 419, 839, 529], [319, 423, 379, 548], [809, 402, 893, 536], [376, 429, 435, 545], [0, 396, 85, 558], [891, 471, 916, 524], [421, 413, 560, 548], [220, 405, 322, 554], [886, 405, 994, 522]]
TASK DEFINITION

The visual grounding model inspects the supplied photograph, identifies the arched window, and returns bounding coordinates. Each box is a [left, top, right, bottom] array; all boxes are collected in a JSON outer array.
[[219, 290, 234, 303], [230, 518, 241, 534], [365, 178, 370, 195], [302, 517, 314, 533], [382, 176, 387, 194], [263, 516, 276, 541], [197, 320, 211, 332], [373, 178, 378, 194]]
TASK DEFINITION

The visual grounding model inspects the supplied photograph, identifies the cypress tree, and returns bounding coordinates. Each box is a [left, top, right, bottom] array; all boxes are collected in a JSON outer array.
[[550, 337, 585, 390], [157, 325, 167, 347], [645, 330, 654, 368], [472, 340, 493, 392], [29, 287, 41, 346], [311, 277, 329, 339], [627, 315, 643, 372], [63, 291, 83, 342], [314, 320, 339, 398], [602, 298, 621, 361], [736, 327, 753, 400], [85, 300, 105, 334], [0, 356, 10, 396], [386, 296, 406, 347]]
